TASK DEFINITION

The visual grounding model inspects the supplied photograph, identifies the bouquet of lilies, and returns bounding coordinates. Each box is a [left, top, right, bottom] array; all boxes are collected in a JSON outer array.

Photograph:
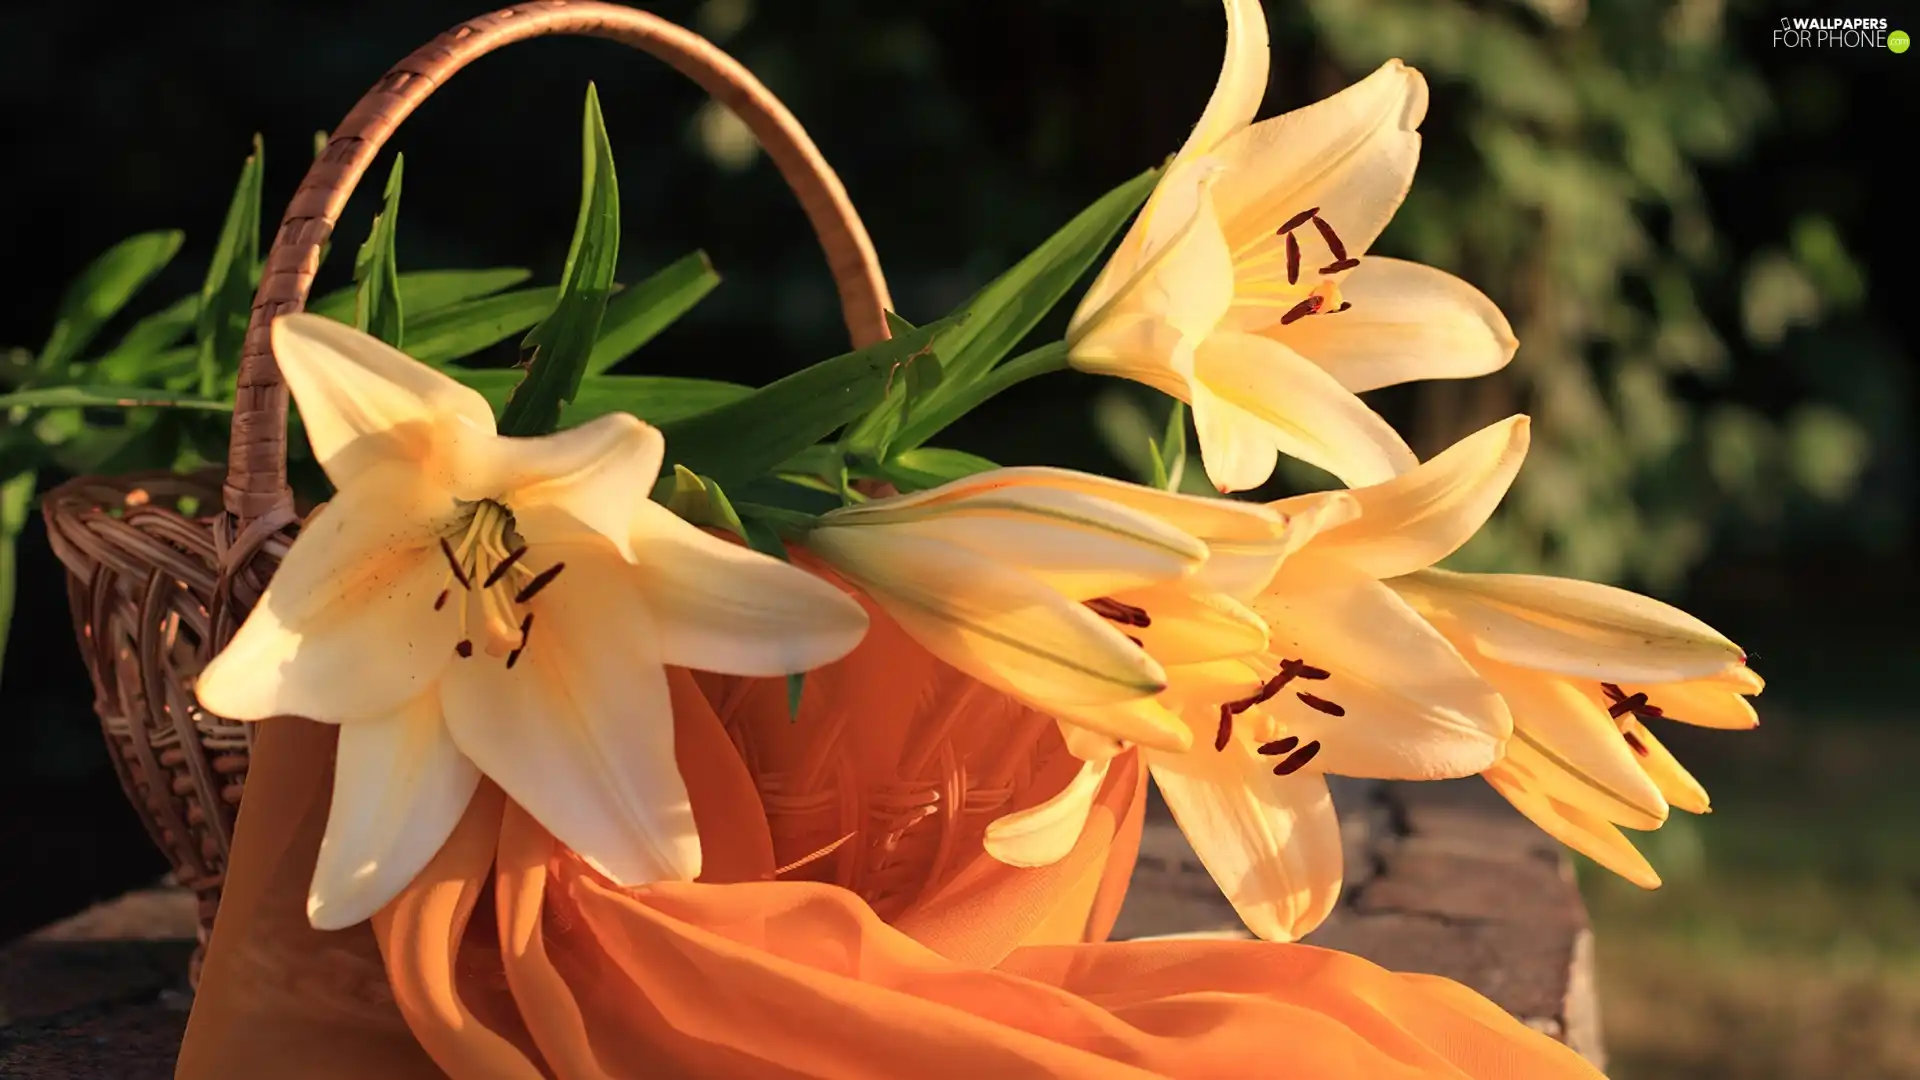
[[33, 0, 1754, 1076]]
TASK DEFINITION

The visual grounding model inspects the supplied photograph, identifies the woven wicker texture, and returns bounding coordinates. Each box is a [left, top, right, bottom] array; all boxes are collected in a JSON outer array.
[[43, 0, 894, 982]]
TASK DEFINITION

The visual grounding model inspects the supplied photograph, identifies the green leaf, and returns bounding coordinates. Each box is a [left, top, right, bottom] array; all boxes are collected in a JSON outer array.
[[1149, 401, 1188, 491], [195, 135, 265, 396], [498, 84, 620, 437], [663, 464, 749, 537], [0, 470, 35, 692], [585, 251, 721, 375], [659, 316, 957, 490], [0, 386, 234, 411], [403, 287, 560, 364], [886, 168, 1157, 453], [307, 268, 533, 324], [889, 339, 1069, 453], [353, 154, 406, 347], [880, 446, 1000, 490], [37, 231, 186, 373], [89, 295, 199, 376], [448, 369, 750, 426]]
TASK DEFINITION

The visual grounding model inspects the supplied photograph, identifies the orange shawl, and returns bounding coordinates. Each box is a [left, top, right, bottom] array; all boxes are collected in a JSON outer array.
[[177, 598, 1602, 1080]]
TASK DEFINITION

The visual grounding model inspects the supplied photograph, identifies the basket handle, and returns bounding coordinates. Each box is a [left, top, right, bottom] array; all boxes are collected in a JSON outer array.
[[222, 0, 893, 528]]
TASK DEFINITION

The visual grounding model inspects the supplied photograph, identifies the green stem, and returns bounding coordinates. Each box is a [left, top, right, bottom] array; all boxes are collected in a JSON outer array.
[[892, 340, 1070, 452]]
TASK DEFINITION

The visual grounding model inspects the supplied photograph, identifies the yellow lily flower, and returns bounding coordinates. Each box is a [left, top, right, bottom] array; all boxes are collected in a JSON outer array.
[[1066, 0, 1516, 492], [801, 466, 1296, 755], [987, 420, 1528, 941], [1391, 568, 1762, 887], [195, 313, 868, 930]]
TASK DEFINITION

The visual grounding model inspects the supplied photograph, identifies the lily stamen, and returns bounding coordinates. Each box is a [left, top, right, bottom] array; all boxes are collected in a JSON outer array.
[[514, 562, 567, 604], [1270, 740, 1323, 776], [482, 545, 529, 588], [1275, 206, 1320, 234], [438, 537, 472, 590], [1602, 682, 1664, 720], [1296, 692, 1345, 717], [1623, 730, 1650, 757], [505, 613, 535, 670], [1085, 597, 1152, 627], [1309, 215, 1348, 262], [1257, 736, 1300, 756], [1285, 233, 1301, 284]]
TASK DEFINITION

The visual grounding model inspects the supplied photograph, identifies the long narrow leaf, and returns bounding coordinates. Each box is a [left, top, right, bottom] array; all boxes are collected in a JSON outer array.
[[307, 268, 532, 324], [585, 251, 720, 375], [660, 317, 958, 489], [0, 386, 234, 411], [195, 136, 264, 395], [449, 369, 748, 426], [0, 470, 35, 691], [404, 287, 560, 365], [498, 83, 620, 437], [353, 154, 406, 347], [37, 231, 186, 373], [89, 294, 199, 375]]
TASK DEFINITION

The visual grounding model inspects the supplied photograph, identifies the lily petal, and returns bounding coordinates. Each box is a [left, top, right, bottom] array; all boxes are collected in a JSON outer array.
[[1311, 416, 1531, 580], [1189, 382, 1283, 494], [489, 412, 664, 561], [1393, 568, 1745, 682], [196, 484, 458, 724], [1484, 765, 1662, 889], [1172, 0, 1271, 168], [1276, 258, 1517, 393], [1620, 719, 1711, 814], [1210, 60, 1427, 265], [984, 756, 1112, 869], [803, 526, 1171, 712], [441, 545, 700, 885], [1475, 660, 1668, 830], [820, 484, 1206, 600], [1255, 554, 1508, 779], [1071, 175, 1238, 377], [271, 312, 496, 489], [905, 466, 1295, 597], [1192, 330, 1418, 488], [307, 694, 481, 930], [1119, 585, 1269, 666], [1624, 675, 1759, 730], [629, 505, 868, 676], [1147, 747, 1344, 942]]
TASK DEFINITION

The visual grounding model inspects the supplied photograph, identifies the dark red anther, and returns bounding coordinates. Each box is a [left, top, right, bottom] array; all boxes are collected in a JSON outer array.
[[1310, 215, 1349, 261], [514, 562, 566, 604], [483, 546, 530, 588], [1257, 736, 1301, 756], [433, 589, 449, 611], [506, 613, 534, 670], [1215, 705, 1235, 752], [1280, 295, 1325, 326], [1332, 301, 1352, 313], [1271, 740, 1322, 776], [1285, 233, 1301, 285], [1127, 634, 1144, 647], [1318, 257, 1362, 275], [1602, 683, 1659, 720], [1279, 659, 1330, 681], [455, 640, 474, 659], [1276, 207, 1319, 234], [439, 538, 472, 590], [1297, 692, 1346, 717], [1623, 731, 1650, 757], [1086, 597, 1152, 627]]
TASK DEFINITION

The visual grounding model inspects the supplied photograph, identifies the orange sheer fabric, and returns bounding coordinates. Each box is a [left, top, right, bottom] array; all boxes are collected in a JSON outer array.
[[179, 591, 1603, 1080]]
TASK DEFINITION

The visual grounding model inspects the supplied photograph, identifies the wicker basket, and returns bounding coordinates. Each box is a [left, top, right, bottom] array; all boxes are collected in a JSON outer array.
[[42, 0, 895, 984]]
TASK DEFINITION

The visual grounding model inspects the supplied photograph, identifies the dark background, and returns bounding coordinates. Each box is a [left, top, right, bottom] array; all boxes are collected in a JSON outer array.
[[2, 2, 1914, 1076]]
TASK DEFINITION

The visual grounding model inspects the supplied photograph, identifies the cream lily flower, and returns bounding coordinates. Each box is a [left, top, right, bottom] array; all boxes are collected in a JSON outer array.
[[986, 421, 1528, 941], [195, 313, 868, 930], [801, 467, 1296, 755], [1391, 569, 1761, 887], [1066, 0, 1516, 492]]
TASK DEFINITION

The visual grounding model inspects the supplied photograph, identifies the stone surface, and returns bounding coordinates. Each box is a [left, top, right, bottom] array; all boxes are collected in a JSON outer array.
[[1, 780, 1605, 1073]]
